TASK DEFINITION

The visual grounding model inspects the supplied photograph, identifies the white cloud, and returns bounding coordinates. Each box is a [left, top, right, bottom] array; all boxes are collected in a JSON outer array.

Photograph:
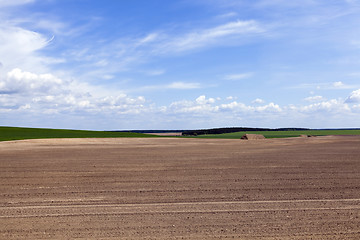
[[137, 33, 159, 45], [1, 68, 63, 94], [0, 26, 47, 53], [196, 95, 215, 104], [223, 72, 253, 80], [145, 69, 166, 76], [353, 104, 360, 110], [255, 102, 282, 112], [102, 74, 114, 80], [347, 72, 360, 77], [220, 101, 251, 111], [56, 20, 266, 82], [298, 99, 350, 113], [346, 89, 360, 103], [295, 81, 356, 90], [252, 98, 265, 104], [350, 40, 360, 49], [160, 96, 359, 128], [219, 101, 281, 113], [168, 82, 201, 89], [0, 68, 147, 115], [344, 0, 358, 4], [129, 81, 202, 92], [31, 19, 67, 35], [167, 96, 219, 114], [254, 0, 317, 8], [2, 73, 360, 129], [161, 20, 265, 53], [226, 96, 237, 100], [217, 12, 238, 19], [333, 81, 344, 88], [0, 16, 65, 81], [304, 95, 326, 102], [35, 18, 267, 83], [0, 0, 34, 7]]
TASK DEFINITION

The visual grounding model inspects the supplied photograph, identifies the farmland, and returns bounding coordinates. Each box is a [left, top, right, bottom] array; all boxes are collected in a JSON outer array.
[[0, 136, 359, 239]]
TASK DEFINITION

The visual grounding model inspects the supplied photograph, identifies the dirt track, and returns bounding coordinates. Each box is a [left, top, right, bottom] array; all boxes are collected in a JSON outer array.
[[0, 136, 359, 239]]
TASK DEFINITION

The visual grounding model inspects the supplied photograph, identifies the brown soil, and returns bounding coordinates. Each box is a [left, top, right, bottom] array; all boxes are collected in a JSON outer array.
[[0, 136, 359, 239]]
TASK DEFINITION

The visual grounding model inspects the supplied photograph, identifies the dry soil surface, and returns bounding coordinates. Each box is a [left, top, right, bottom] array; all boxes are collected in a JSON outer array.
[[0, 136, 359, 239]]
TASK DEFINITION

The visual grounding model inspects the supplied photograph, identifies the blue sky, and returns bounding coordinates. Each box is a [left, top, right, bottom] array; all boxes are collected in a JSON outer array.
[[1, 0, 360, 130]]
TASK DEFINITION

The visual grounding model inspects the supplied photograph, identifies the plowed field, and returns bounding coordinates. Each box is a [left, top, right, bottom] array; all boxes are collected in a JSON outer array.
[[0, 136, 359, 239]]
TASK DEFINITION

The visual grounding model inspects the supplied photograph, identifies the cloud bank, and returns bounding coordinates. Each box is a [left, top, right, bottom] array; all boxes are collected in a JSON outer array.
[[1, 67, 360, 129]]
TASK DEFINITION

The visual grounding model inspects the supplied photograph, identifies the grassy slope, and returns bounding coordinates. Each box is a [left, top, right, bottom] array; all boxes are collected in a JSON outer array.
[[193, 130, 360, 139], [0, 126, 157, 141]]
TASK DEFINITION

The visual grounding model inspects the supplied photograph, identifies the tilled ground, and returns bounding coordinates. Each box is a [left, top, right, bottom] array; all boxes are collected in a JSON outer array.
[[0, 136, 359, 239]]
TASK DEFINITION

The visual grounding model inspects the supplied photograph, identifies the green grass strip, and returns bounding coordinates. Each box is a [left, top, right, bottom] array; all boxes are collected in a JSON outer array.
[[191, 130, 360, 139], [0, 126, 157, 141], [2, 127, 360, 141]]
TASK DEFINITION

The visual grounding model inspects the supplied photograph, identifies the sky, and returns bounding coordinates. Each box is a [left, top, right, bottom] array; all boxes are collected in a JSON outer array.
[[1, 0, 360, 130]]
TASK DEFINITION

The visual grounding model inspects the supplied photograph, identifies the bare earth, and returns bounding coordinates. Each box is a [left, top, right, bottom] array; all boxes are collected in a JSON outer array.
[[0, 136, 359, 239]]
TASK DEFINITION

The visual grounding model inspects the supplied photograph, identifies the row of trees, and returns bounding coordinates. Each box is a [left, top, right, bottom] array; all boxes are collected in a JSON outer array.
[[182, 127, 309, 136]]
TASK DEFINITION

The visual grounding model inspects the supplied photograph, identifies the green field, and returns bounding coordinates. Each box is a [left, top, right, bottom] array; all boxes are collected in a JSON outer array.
[[192, 130, 360, 139], [0, 126, 157, 141], [1, 127, 360, 142]]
